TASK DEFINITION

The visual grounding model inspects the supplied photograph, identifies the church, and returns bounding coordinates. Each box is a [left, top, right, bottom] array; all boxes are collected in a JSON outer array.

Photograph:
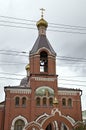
[[0, 11, 82, 130]]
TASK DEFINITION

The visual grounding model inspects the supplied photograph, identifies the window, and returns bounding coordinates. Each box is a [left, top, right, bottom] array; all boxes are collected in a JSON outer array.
[[36, 97, 41, 106], [49, 98, 53, 106], [43, 97, 47, 106], [22, 97, 26, 107], [40, 51, 48, 72], [68, 98, 72, 107], [14, 119, 25, 130], [35, 87, 54, 107], [62, 98, 66, 106], [15, 97, 20, 107]]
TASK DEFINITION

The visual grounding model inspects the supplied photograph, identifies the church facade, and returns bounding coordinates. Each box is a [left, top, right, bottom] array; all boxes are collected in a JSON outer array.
[[0, 15, 82, 130]]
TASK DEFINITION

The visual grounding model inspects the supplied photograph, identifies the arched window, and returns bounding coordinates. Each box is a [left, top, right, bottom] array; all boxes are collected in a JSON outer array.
[[40, 51, 48, 72], [36, 97, 41, 106], [14, 119, 25, 130], [68, 98, 72, 107], [43, 97, 47, 106], [15, 97, 20, 107], [62, 98, 66, 106], [49, 98, 53, 106], [35, 87, 54, 107], [22, 97, 26, 107]]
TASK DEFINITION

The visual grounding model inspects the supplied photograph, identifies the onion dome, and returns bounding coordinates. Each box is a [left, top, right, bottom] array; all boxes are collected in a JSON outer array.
[[25, 64, 30, 71], [25, 64, 30, 77], [36, 18, 48, 28], [20, 77, 28, 87]]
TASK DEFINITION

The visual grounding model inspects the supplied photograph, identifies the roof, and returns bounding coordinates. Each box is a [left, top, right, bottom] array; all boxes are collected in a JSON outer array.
[[0, 101, 5, 108], [58, 87, 82, 92], [20, 77, 29, 86], [0, 101, 5, 105], [4, 86, 81, 93], [30, 35, 56, 55]]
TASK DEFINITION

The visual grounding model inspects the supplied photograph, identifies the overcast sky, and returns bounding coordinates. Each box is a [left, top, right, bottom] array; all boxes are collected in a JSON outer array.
[[0, 0, 86, 110]]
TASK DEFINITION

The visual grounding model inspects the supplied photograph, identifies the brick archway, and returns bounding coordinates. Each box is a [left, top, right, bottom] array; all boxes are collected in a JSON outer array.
[[42, 109, 74, 130], [23, 109, 75, 130]]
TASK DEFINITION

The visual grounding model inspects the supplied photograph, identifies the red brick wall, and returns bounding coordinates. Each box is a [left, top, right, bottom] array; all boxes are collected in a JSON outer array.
[[0, 108, 4, 130], [58, 93, 82, 121]]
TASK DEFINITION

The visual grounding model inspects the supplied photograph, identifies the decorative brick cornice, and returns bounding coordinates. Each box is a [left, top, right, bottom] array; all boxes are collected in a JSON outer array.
[[34, 77, 56, 81], [0, 104, 4, 108], [58, 90, 80, 95], [5, 87, 31, 94]]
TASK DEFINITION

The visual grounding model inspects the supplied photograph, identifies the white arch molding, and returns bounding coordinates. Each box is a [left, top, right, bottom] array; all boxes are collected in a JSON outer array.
[[11, 115, 28, 130]]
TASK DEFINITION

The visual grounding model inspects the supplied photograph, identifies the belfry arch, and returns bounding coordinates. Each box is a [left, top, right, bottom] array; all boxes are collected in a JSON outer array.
[[40, 51, 48, 72]]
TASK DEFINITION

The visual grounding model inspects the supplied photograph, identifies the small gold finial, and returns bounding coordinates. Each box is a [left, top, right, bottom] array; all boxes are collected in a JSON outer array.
[[53, 97, 59, 105], [40, 8, 45, 18]]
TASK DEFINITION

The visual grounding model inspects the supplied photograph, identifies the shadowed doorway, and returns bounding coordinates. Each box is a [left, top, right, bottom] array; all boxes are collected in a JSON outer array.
[[46, 123, 52, 130]]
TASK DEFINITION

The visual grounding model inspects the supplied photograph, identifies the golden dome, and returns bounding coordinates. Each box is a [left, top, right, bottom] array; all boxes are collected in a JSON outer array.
[[25, 64, 30, 70], [36, 18, 48, 28]]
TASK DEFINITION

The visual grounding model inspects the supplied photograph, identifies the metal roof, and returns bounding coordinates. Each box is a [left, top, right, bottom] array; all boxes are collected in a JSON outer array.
[[30, 35, 56, 55]]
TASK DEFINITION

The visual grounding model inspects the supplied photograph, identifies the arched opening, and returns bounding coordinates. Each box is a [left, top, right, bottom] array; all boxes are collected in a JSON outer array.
[[68, 98, 72, 107], [42, 109, 74, 130], [40, 51, 48, 72], [61, 123, 68, 130], [22, 97, 26, 107], [14, 119, 25, 130], [63, 124, 67, 130], [35, 86, 54, 97], [15, 97, 20, 107], [46, 123, 52, 130], [11, 115, 28, 130], [43, 97, 47, 106], [36, 97, 41, 106], [62, 98, 66, 107], [49, 98, 53, 106]]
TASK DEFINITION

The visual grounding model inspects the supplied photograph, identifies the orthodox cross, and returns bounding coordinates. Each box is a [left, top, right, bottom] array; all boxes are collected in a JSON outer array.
[[40, 8, 45, 18]]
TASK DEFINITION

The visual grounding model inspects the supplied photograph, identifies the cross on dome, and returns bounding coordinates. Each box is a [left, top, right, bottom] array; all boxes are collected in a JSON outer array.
[[40, 8, 45, 18]]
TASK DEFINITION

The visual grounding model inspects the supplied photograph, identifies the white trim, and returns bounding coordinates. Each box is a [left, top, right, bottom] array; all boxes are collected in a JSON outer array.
[[34, 77, 56, 81], [0, 104, 4, 108], [67, 116, 75, 124], [30, 47, 56, 56], [36, 113, 49, 122], [58, 90, 80, 95], [51, 108, 61, 115], [5, 88, 31, 94], [13, 95, 29, 100], [11, 115, 28, 130]]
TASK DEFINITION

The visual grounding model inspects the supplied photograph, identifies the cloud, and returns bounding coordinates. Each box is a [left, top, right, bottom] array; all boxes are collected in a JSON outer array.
[[54, 36, 86, 76], [0, 49, 28, 73]]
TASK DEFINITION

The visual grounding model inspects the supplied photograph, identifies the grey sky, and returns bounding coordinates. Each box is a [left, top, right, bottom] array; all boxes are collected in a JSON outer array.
[[0, 0, 86, 110]]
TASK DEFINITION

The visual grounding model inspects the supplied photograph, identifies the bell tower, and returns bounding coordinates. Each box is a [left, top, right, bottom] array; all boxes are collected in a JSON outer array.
[[29, 9, 58, 121], [29, 9, 56, 76]]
